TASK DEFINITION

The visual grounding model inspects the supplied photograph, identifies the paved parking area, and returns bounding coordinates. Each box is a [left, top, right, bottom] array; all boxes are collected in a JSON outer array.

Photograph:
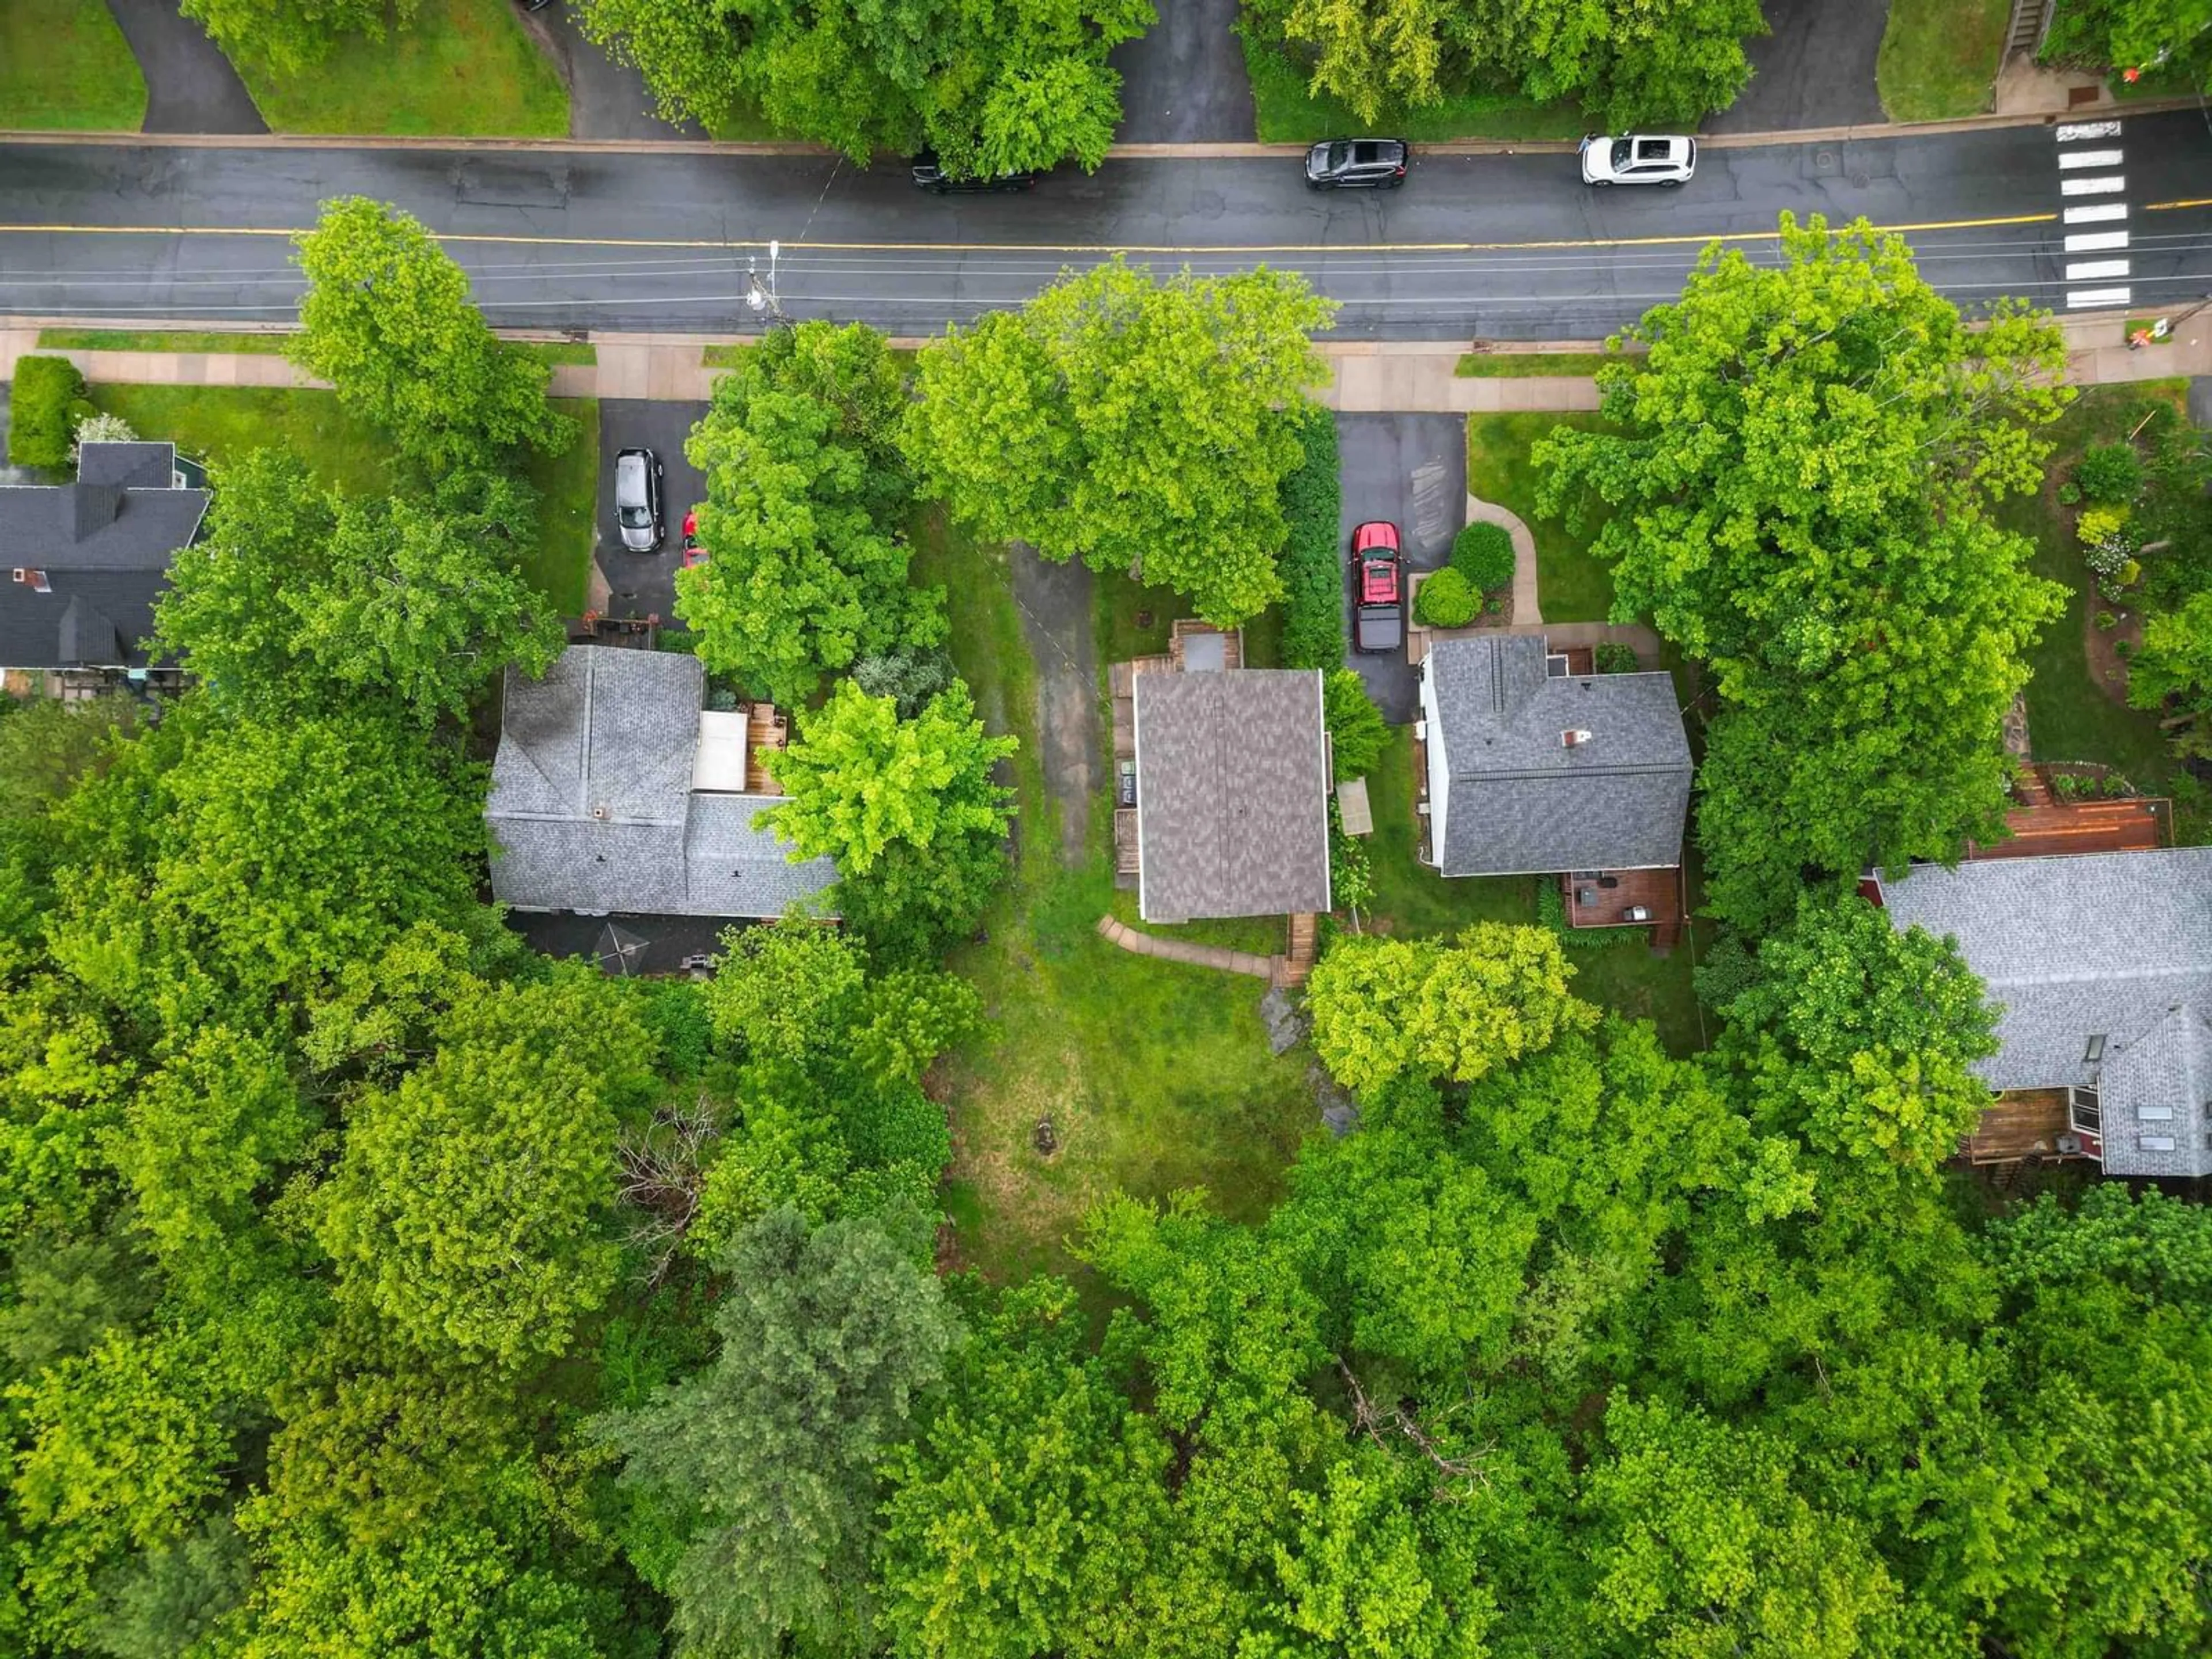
[[1335, 413, 1465, 723], [595, 399, 707, 623]]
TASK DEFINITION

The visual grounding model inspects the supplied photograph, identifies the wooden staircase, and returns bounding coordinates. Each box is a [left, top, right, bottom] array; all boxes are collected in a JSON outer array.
[[2014, 763, 2056, 809], [2005, 0, 2050, 56], [1278, 913, 1319, 987]]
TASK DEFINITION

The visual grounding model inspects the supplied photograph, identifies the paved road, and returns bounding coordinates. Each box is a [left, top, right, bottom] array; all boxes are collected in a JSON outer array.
[[1336, 414, 1464, 723], [595, 398, 706, 623], [4, 112, 2209, 338], [1708, 0, 1888, 136], [101, 0, 266, 135], [1109, 0, 1255, 142]]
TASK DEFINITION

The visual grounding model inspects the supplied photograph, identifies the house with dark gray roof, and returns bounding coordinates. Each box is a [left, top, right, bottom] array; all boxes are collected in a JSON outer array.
[[1132, 667, 1330, 924], [0, 442, 208, 673], [1418, 634, 1692, 880], [1877, 848, 2212, 1178], [486, 645, 836, 922]]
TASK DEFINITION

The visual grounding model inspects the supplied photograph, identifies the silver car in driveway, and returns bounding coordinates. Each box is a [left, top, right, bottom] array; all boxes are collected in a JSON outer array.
[[614, 448, 663, 552], [1580, 134, 1696, 186]]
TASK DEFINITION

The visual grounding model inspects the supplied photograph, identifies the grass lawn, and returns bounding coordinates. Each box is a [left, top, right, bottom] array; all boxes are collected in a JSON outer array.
[[1455, 353, 1624, 378], [1999, 382, 2195, 804], [84, 384, 599, 613], [39, 329, 297, 355], [230, 0, 566, 135], [1877, 0, 2009, 121], [1241, 32, 1585, 143], [1365, 724, 1706, 1053], [0, 0, 146, 130], [1465, 412, 1617, 624], [912, 512, 1320, 1288]]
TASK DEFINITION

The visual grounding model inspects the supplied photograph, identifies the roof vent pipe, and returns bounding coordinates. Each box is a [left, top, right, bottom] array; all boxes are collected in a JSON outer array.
[[1562, 729, 1593, 748]]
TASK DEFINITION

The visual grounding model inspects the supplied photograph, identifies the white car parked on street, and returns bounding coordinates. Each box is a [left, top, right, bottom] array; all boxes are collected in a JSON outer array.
[[1579, 134, 1696, 187]]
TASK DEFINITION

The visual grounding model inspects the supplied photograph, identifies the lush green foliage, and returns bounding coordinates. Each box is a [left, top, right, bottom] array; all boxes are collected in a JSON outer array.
[[1536, 215, 2070, 932], [180, 0, 406, 77], [907, 260, 1334, 625], [293, 196, 571, 475], [1321, 669, 1387, 781], [1413, 565, 1478, 626], [2047, 0, 2212, 85], [578, 0, 1153, 173], [1452, 520, 1517, 591], [7, 356, 87, 471], [156, 450, 564, 722], [1278, 403, 1346, 670], [2075, 440, 2143, 504], [677, 321, 945, 707], [1241, 0, 1765, 127]]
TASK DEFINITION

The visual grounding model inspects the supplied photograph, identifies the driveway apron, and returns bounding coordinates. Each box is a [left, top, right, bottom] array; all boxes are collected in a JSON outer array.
[[1109, 0, 1256, 142], [1335, 412, 1465, 724], [596, 399, 707, 626], [103, 0, 266, 134], [1009, 544, 1100, 868], [1706, 0, 1888, 134]]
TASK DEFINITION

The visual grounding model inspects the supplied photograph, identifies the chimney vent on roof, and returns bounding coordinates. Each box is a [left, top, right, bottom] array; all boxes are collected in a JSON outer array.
[[12, 569, 51, 593], [592, 804, 611, 821], [1562, 728, 1593, 748]]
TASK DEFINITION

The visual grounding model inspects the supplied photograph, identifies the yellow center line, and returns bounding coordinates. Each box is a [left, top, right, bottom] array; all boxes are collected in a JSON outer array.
[[0, 210, 2056, 257], [2146, 197, 2212, 211]]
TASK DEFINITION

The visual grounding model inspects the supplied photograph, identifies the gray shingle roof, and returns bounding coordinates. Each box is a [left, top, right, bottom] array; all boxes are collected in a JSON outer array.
[[0, 443, 207, 671], [1425, 635, 1691, 876], [1135, 668, 1330, 923], [487, 645, 836, 921], [1877, 849, 2212, 1177]]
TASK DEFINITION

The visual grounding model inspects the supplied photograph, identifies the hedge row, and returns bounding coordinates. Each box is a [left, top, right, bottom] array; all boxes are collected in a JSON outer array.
[[1278, 402, 1344, 671], [7, 356, 89, 472]]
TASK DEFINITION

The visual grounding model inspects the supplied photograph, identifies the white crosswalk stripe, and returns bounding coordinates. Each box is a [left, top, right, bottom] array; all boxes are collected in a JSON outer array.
[[2058, 148, 2126, 170], [2066, 230, 2130, 252], [2054, 122, 2130, 312], [2065, 202, 2129, 224], [2069, 287, 2133, 308], [2062, 174, 2128, 196], [2067, 259, 2133, 281], [2056, 119, 2123, 141]]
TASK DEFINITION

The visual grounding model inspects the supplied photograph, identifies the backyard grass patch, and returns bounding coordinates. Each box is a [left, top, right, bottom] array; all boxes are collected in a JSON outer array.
[[1455, 353, 1622, 378], [229, 0, 566, 136], [1877, 0, 2009, 122], [0, 0, 146, 131], [38, 329, 299, 355], [515, 341, 598, 368], [82, 384, 599, 612], [913, 511, 1320, 1289], [1241, 32, 1585, 142], [1465, 412, 1617, 624]]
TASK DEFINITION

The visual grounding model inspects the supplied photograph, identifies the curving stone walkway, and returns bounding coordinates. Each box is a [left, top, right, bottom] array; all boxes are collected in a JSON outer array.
[[1096, 915, 1278, 982], [1465, 490, 1541, 627]]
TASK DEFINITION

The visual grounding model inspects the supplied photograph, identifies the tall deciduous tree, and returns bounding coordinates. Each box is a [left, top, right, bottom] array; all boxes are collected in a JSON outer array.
[[577, 0, 1153, 174], [906, 259, 1334, 624], [677, 323, 944, 707], [293, 197, 571, 475], [180, 0, 403, 78], [1305, 923, 1596, 1093], [2046, 0, 2212, 86], [157, 452, 563, 722], [594, 1207, 958, 1658], [1535, 215, 2070, 932]]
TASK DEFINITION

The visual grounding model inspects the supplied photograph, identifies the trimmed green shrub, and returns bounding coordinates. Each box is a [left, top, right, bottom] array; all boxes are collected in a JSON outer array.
[[1415, 567, 1478, 628], [2076, 442, 2143, 505], [7, 357, 87, 471], [1594, 641, 1641, 673], [1279, 403, 1344, 670], [1452, 520, 1516, 592], [1323, 669, 1387, 781]]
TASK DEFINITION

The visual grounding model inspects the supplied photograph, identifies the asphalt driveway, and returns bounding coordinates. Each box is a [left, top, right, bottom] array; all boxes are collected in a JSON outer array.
[[1336, 414, 1465, 724], [1108, 0, 1255, 142], [596, 399, 707, 624], [1707, 0, 1888, 134], [528, 2, 703, 141], [103, 0, 266, 134]]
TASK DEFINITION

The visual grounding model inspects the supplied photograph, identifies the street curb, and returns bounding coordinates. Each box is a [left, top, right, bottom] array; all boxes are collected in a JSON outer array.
[[0, 96, 2199, 158]]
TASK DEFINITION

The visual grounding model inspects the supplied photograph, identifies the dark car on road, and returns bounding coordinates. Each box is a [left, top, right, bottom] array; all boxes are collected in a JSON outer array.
[[911, 151, 1040, 195], [615, 448, 664, 553], [1305, 139, 1408, 190], [1351, 520, 1404, 654]]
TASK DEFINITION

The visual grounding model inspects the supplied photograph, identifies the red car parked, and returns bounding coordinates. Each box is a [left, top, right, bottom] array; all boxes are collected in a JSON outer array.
[[1351, 520, 1403, 654]]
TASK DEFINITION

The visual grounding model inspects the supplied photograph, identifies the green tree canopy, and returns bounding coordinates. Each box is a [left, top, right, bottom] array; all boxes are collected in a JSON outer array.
[[2046, 0, 2212, 86], [1535, 215, 2070, 932], [156, 452, 563, 723], [577, 0, 1153, 175], [293, 197, 571, 475], [676, 322, 945, 707], [180, 0, 403, 77], [905, 259, 1334, 625], [594, 1206, 959, 1657]]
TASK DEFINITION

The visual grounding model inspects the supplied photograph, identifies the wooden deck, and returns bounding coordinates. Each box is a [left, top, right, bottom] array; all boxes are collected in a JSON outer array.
[[1961, 1089, 2075, 1165], [1970, 796, 2168, 860], [1170, 620, 1241, 672], [1563, 868, 1683, 945], [745, 702, 788, 794]]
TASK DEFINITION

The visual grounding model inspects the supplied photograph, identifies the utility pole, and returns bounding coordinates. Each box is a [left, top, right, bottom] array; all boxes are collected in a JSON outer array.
[[745, 239, 787, 325]]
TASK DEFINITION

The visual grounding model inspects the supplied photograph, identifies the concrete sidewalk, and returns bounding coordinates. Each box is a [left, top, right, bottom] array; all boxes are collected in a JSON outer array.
[[7, 310, 2212, 411]]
